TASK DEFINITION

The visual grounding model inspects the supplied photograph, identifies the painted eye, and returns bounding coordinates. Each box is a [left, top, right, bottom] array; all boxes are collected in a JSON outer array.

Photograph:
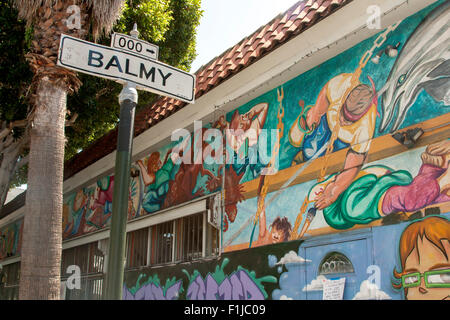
[[404, 275, 419, 284], [397, 74, 406, 86], [427, 272, 450, 284]]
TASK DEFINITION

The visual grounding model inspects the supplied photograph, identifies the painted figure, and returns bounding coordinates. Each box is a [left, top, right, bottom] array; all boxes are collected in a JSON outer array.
[[0, 224, 20, 259], [213, 103, 269, 231], [392, 216, 450, 300], [63, 188, 89, 238], [217, 102, 269, 181], [290, 73, 378, 210], [308, 140, 450, 229], [137, 151, 173, 213], [221, 165, 245, 232], [86, 176, 114, 231], [252, 207, 292, 247], [163, 128, 221, 209]]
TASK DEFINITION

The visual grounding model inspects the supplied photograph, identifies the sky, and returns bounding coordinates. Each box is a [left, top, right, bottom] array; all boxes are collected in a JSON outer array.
[[190, 0, 302, 73]]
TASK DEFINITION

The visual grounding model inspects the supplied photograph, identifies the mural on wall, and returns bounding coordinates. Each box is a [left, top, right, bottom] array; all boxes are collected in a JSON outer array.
[[268, 214, 448, 300], [391, 215, 450, 300], [182, 258, 276, 300], [56, 1, 449, 242], [225, 140, 450, 250], [223, 1, 450, 247], [123, 274, 183, 300], [379, 1, 449, 133], [0, 220, 23, 259], [62, 175, 140, 239], [121, 214, 449, 300], [307, 139, 450, 230], [123, 257, 277, 300]]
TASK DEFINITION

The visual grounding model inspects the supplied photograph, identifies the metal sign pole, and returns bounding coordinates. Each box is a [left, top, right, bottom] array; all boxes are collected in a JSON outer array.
[[104, 24, 139, 300]]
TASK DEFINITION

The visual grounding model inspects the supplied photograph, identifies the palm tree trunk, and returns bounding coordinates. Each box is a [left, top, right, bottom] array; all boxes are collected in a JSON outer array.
[[19, 78, 67, 300]]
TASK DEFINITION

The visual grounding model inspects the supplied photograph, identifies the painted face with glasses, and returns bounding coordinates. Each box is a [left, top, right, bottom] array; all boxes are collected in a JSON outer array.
[[393, 216, 450, 300]]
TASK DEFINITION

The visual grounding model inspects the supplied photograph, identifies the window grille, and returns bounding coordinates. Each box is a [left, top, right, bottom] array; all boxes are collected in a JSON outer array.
[[0, 262, 20, 300], [126, 228, 148, 269], [151, 221, 174, 265], [318, 252, 355, 275], [61, 242, 105, 300], [178, 212, 203, 262]]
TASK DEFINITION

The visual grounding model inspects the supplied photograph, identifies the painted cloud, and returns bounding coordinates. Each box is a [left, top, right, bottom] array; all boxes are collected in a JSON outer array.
[[275, 250, 311, 265], [302, 275, 327, 292], [352, 280, 392, 300]]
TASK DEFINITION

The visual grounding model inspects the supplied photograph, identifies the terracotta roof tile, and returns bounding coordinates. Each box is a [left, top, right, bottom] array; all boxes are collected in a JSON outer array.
[[64, 0, 350, 179]]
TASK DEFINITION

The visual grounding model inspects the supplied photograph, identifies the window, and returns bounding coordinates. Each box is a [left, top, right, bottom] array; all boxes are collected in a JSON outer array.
[[147, 211, 220, 266], [126, 228, 148, 269], [0, 262, 20, 300], [58, 200, 221, 299], [318, 252, 354, 275], [61, 241, 106, 300], [179, 213, 203, 261], [206, 221, 220, 257], [151, 221, 174, 265]]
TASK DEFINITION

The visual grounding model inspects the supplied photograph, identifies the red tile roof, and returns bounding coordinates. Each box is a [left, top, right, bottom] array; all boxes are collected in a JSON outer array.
[[63, 0, 350, 179]]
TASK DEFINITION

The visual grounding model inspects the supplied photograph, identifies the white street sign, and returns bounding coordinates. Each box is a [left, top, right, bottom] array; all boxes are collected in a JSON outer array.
[[111, 32, 159, 60], [57, 34, 195, 103]]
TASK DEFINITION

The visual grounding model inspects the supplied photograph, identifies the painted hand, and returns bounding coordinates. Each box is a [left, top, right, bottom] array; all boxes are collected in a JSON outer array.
[[315, 182, 340, 210], [206, 175, 221, 192]]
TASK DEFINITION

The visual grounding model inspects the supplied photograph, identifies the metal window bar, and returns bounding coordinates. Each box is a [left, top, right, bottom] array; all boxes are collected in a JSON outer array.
[[152, 221, 173, 265], [0, 262, 20, 300], [62, 273, 105, 300], [179, 213, 203, 262], [146, 227, 152, 267], [125, 228, 148, 269], [60, 241, 106, 300], [172, 220, 176, 264]]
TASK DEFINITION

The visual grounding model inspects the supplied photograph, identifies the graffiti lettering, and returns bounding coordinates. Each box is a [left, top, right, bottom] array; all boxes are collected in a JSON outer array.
[[123, 280, 182, 300], [186, 270, 265, 300]]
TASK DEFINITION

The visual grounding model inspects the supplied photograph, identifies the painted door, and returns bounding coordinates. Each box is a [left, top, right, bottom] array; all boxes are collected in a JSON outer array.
[[301, 232, 373, 300]]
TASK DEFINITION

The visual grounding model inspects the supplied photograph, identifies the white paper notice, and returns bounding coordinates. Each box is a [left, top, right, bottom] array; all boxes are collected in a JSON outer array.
[[322, 278, 346, 300]]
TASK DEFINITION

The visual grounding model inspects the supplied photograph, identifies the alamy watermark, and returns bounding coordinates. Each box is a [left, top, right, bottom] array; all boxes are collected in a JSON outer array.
[[367, 264, 381, 289], [171, 121, 280, 175], [64, 265, 81, 290], [367, 5, 382, 30], [65, 4, 81, 30]]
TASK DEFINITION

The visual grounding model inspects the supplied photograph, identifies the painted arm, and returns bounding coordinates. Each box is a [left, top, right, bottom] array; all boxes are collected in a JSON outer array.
[[315, 150, 366, 210], [247, 103, 269, 127], [137, 160, 155, 186], [258, 207, 268, 241], [306, 82, 330, 129]]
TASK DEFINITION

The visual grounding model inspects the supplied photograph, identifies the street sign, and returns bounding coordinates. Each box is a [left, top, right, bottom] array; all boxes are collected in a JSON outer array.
[[111, 32, 159, 60], [57, 34, 195, 103]]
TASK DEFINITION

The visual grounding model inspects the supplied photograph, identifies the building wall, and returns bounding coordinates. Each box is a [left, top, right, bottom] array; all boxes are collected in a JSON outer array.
[[0, 0, 449, 300], [122, 212, 450, 300], [0, 220, 22, 260], [60, 0, 449, 243], [122, 0, 450, 300]]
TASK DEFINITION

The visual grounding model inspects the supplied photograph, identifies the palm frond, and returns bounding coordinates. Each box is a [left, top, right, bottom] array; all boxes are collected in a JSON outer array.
[[13, 0, 55, 23], [13, 0, 126, 39], [86, 0, 126, 40]]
